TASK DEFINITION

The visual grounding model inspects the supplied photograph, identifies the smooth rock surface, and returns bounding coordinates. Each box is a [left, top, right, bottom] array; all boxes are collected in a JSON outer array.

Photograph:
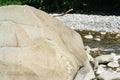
[[84, 35, 93, 39], [95, 54, 114, 64], [0, 5, 94, 80], [98, 70, 120, 80], [107, 61, 119, 68], [96, 65, 106, 74]]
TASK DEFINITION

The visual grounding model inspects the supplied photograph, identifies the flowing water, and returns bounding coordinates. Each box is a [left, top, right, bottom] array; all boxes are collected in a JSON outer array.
[[76, 30, 120, 54]]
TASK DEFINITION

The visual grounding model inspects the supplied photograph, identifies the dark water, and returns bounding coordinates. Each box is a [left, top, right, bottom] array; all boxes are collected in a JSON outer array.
[[76, 30, 120, 54]]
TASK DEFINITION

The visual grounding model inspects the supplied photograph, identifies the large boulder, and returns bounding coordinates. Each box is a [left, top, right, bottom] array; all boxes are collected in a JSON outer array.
[[0, 5, 94, 80]]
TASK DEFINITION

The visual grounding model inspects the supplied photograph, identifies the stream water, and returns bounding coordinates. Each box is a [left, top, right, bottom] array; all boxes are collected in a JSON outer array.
[[76, 30, 120, 54]]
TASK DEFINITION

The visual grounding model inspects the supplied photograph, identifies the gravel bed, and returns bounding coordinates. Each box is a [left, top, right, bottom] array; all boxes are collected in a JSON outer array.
[[51, 14, 120, 33]]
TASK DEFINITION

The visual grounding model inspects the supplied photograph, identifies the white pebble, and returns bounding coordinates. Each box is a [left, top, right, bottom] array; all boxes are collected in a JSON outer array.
[[116, 67, 120, 72], [110, 53, 120, 61], [116, 33, 120, 38], [100, 31, 106, 35], [94, 37, 101, 41], [96, 65, 106, 74], [107, 61, 119, 68], [84, 35, 93, 39]]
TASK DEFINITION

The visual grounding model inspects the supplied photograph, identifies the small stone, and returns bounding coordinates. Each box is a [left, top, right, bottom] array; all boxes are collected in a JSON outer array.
[[116, 67, 120, 72], [110, 53, 120, 61], [100, 31, 106, 35], [95, 54, 114, 64], [116, 33, 120, 38], [107, 61, 119, 68], [96, 65, 106, 74], [84, 35, 93, 39], [94, 37, 101, 41]]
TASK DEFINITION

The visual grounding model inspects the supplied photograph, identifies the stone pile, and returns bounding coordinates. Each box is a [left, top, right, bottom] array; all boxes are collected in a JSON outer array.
[[85, 46, 120, 80]]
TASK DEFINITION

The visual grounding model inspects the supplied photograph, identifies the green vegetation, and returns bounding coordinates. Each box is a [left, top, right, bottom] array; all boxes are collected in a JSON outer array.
[[0, 0, 21, 6], [0, 0, 120, 15]]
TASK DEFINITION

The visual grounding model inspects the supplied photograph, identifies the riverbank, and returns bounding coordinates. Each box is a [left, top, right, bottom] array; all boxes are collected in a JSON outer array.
[[52, 13, 120, 54], [51, 14, 120, 33], [51, 14, 120, 80]]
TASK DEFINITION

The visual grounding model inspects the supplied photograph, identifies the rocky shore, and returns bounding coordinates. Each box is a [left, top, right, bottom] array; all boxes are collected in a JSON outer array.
[[85, 46, 120, 80], [52, 14, 120, 33], [52, 14, 120, 80]]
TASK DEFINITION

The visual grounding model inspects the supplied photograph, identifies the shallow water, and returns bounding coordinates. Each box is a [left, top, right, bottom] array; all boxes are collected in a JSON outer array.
[[76, 30, 120, 54]]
